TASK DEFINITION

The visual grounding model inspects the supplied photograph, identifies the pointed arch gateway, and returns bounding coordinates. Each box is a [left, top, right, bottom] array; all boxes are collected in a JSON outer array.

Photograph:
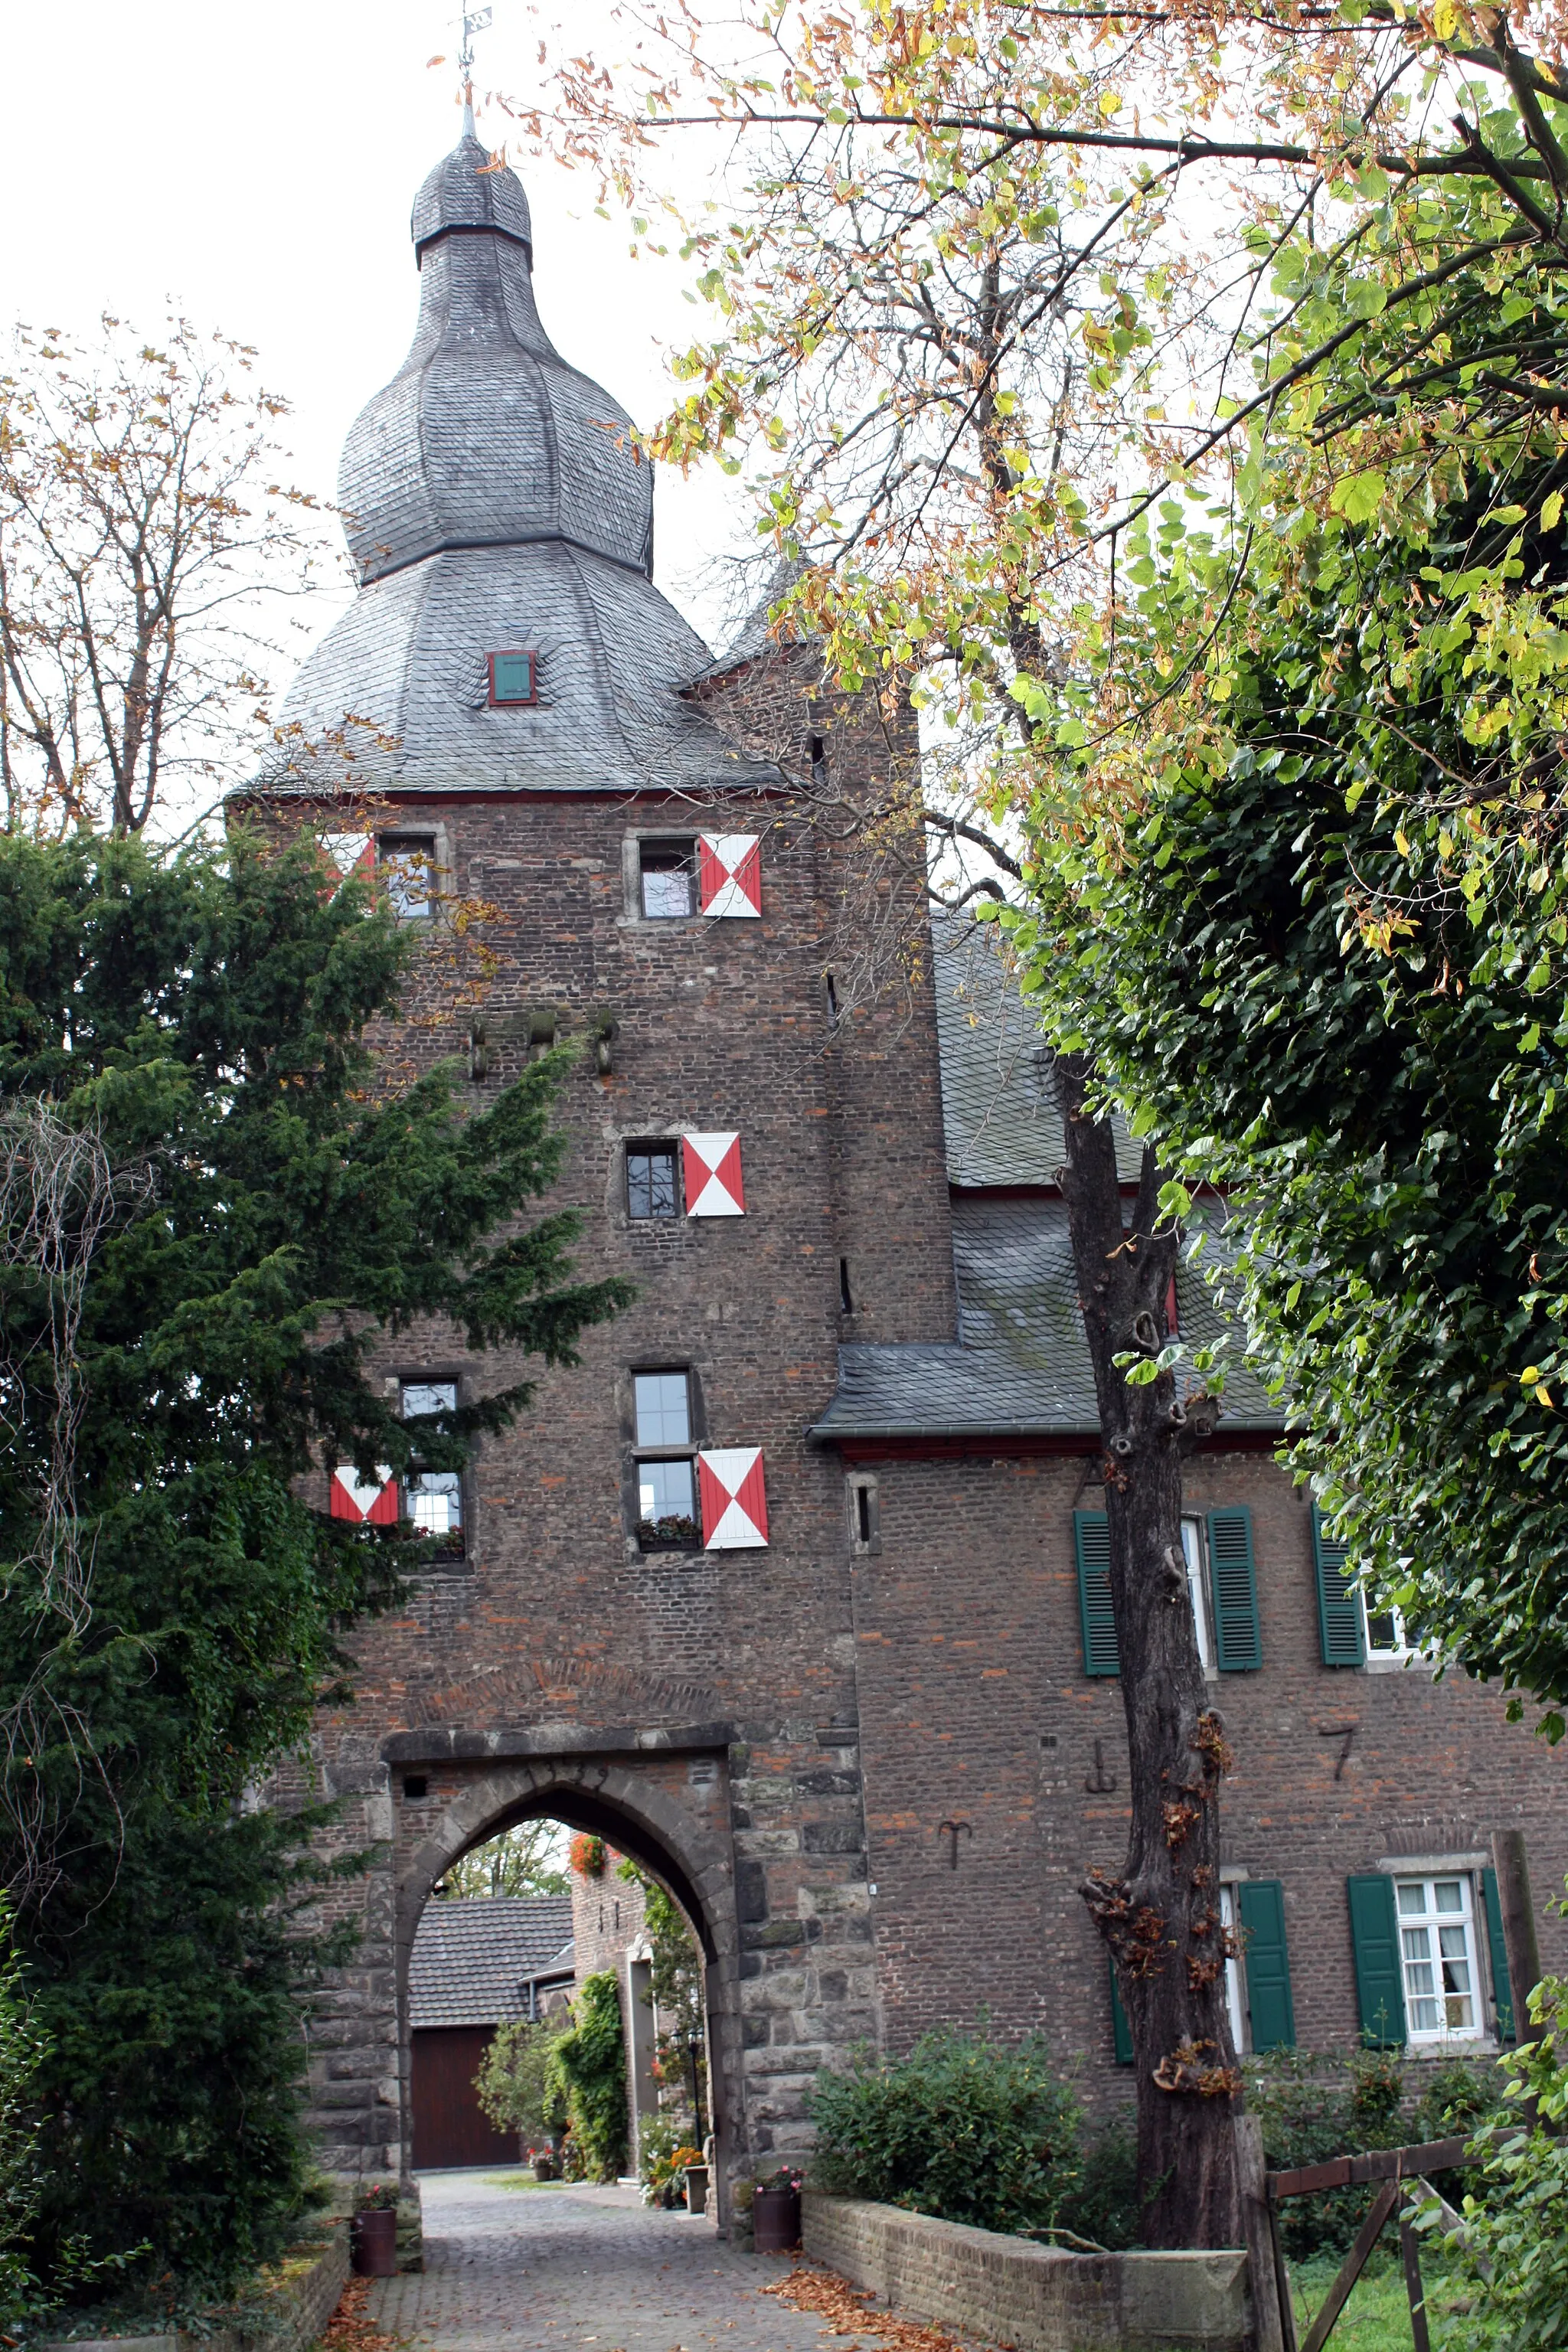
[[393, 1752, 741, 2226]]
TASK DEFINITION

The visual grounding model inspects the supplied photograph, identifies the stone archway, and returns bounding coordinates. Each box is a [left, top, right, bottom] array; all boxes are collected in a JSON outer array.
[[394, 1753, 740, 2228]]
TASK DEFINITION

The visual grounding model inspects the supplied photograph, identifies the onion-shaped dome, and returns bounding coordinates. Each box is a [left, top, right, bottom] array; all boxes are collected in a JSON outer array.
[[338, 116, 654, 585], [264, 116, 777, 798]]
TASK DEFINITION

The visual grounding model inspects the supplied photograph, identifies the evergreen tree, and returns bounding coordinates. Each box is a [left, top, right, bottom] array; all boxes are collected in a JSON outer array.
[[0, 828, 630, 2298]]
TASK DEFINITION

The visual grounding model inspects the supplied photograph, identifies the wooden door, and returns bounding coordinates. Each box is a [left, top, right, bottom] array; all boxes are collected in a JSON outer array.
[[410, 2027, 518, 2169]]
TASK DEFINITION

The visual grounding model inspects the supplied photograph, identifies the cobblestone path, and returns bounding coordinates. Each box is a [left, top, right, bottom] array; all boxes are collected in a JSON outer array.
[[368, 2171, 836, 2352]]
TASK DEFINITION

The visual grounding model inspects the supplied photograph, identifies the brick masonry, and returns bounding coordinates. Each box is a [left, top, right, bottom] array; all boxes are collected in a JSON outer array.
[[259, 658, 1568, 2226], [802, 2193, 1250, 2351]]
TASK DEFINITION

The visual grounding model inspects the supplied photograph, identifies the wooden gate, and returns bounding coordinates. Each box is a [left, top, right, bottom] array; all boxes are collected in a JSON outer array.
[[1266, 2132, 1481, 2352]]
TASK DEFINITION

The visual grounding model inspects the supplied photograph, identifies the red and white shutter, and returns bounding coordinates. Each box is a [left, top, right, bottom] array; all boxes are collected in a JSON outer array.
[[681, 1132, 744, 1217], [329, 1464, 398, 1524], [697, 1447, 769, 1549], [321, 832, 374, 895], [697, 835, 762, 918]]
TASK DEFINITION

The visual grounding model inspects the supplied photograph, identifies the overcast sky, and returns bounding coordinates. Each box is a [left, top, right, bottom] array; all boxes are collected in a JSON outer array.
[[0, 0, 752, 657]]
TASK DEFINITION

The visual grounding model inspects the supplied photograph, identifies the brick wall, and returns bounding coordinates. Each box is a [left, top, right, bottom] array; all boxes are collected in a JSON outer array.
[[258, 645, 1568, 2213], [802, 2194, 1250, 2352], [844, 1440, 1568, 2091]]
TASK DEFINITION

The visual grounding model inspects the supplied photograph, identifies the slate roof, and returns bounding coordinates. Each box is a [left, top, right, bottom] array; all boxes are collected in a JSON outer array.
[[933, 916, 1144, 1187], [409, 1896, 574, 2030], [809, 918, 1282, 1441], [260, 123, 781, 799]]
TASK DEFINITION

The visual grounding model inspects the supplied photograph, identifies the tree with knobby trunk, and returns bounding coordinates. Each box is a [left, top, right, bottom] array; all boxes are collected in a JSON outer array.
[[495, 0, 1568, 2243], [0, 316, 331, 838]]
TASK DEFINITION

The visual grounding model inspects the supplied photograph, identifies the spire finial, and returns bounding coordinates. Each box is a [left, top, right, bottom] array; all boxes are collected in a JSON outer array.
[[455, 5, 491, 132]]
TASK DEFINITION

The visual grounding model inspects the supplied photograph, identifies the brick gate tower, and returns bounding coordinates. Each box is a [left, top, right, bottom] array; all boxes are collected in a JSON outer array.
[[252, 106, 949, 2228], [253, 109, 1568, 2228]]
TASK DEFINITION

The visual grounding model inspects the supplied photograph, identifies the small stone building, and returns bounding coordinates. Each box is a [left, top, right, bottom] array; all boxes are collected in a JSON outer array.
[[247, 106, 1568, 2226], [407, 1895, 573, 2167]]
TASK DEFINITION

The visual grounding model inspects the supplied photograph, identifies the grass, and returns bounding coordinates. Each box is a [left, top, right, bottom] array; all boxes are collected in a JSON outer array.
[[482, 2171, 568, 2191], [1289, 2248, 1481, 2350]]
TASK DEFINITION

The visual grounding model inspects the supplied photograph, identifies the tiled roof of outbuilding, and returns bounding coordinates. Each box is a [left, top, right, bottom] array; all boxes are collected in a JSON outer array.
[[409, 1896, 573, 2031]]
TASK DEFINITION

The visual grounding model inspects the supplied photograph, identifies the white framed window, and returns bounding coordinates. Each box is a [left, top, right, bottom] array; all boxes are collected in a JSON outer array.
[[1218, 1882, 1247, 2053], [400, 1379, 462, 1557], [1396, 1874, 1482, 2043], [1181, 1515, 1214, 1671], [1364, 1594, 1413, 1663]]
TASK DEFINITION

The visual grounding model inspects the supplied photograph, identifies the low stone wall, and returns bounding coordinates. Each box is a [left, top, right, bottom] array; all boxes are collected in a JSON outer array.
[[801, 2194, 1251, 2352], [40, 2216, 351, 2352]]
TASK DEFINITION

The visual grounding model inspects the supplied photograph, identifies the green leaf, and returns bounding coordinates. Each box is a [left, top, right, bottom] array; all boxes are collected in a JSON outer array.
[[1329, 470, 1387, 524]]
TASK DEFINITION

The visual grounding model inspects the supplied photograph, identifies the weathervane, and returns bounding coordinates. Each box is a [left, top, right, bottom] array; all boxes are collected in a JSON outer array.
[[455, 5, 492, 79]]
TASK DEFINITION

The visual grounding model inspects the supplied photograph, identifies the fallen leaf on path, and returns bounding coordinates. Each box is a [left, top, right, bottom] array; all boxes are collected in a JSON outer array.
[[320, 2278, 397, 2352], [760, 2265, 973, 2352]]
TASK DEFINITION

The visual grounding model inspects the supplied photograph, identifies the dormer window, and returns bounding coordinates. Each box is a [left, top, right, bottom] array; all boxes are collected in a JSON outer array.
[[488, 650, 538, 707]]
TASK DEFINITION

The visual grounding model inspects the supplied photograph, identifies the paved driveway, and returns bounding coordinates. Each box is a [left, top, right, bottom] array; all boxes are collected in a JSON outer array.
[[368, 2170, 835, 2352]]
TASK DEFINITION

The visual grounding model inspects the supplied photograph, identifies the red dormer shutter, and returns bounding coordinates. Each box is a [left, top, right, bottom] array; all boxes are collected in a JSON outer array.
[[697, 1448, 768, 1548], [697, 835, 762, 917], [681, 1132, 745, 1217], [330, 1464, 398, 1524]]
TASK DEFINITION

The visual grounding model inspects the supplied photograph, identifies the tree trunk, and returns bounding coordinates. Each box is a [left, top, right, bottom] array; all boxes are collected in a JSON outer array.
[[1054, 1054, 1243, 2249]]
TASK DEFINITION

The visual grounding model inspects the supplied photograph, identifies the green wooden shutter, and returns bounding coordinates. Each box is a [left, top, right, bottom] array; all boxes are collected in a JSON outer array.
[[1482, 1867, 1517, 2043], [1074, 1512, 1119, 1677], [1109, 1955, 1133, 2064], [1312, 1504, 1365, 1667], [1207, 1507, 1262, 1671], [1348, 1873, 1407, 2047], [1238, 1880, 1296, 2052]]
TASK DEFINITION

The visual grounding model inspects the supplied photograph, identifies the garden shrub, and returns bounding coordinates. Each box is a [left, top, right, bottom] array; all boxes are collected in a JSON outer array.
[[1246, 2043, 1506, 2262], [551, 1972, 628, 2182], [473, 2020, 567, 2152], [1452, 1978, 1568, 2348], [0, 1897, 44, 2331], [808, 2029, 1109, 2241]]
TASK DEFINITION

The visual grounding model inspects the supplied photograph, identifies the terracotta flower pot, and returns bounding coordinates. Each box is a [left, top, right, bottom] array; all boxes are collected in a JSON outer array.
[[351, 2205, 399, 2276], [752, 2184, 800, 2252]]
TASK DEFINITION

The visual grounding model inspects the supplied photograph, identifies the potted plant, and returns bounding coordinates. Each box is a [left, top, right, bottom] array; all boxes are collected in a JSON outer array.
[[635, 1513, 701, 1552], [751, 2164, 802, 2252], [351, 2180, 400, 2275], [569, 1831, 606, 1878], [528, 2143, 560, 2181]]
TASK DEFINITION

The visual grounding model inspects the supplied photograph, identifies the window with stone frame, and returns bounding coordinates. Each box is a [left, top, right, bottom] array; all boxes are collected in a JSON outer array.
[[1396, 1873, 1484, 2043], [401, 1378, 464, 1560], [379, 834, 437, 922], [638, 840, 696, 920], [632, 1368, 699, 1549], [626, 1142, 680, 1220]]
